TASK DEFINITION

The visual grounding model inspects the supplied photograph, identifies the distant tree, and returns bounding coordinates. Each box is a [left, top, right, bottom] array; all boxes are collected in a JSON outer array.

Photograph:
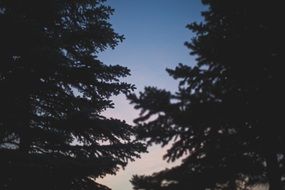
[[0, 0, 145, 189], [129, 0, 284, 189]]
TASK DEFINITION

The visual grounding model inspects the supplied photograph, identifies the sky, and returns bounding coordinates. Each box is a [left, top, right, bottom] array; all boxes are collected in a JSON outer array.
[[97, 0, 205, 190], [96, 1, 270, 190]]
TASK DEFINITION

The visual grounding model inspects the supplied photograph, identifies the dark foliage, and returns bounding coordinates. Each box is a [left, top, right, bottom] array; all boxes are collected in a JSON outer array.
[[0, 0, 145, 189], [129, 0, 284, 189]]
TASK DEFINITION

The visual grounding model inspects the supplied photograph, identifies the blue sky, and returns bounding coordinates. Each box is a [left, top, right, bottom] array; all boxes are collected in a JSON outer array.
[[98, 0, 205, 189], [100, 0, 205, 92]]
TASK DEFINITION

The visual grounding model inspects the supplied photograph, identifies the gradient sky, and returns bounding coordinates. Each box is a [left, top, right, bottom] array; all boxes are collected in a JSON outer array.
[[97, 0, 205, 190]]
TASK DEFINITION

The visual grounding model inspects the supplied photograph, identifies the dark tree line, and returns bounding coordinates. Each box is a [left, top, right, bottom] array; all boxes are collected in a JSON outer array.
[[0, 0, 145, 190], [129, 0, 284, 190], [1, 0, 285, 190]]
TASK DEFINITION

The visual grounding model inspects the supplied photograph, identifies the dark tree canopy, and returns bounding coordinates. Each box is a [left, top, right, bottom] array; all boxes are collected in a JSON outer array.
[[0, 0, 145, 189], [129, 0, 284, 190]]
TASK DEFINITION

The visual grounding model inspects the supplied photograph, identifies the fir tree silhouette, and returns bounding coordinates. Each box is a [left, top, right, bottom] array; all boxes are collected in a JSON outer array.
[[129, 0, 284, 189], [0, 0, 145, 189]]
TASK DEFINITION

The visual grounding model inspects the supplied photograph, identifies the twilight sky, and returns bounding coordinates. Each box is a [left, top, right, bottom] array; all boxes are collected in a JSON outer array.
[[97, 0, 205, 190]]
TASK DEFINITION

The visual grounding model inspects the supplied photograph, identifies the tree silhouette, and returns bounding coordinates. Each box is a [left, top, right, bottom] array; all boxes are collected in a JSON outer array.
[[129, 0, 284, 189], [0, 0, 145, 189]]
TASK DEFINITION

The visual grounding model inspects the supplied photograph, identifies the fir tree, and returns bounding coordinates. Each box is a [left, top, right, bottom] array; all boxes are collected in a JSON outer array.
[[0, 0, 145, 189], [129, 0, 284, 189]]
